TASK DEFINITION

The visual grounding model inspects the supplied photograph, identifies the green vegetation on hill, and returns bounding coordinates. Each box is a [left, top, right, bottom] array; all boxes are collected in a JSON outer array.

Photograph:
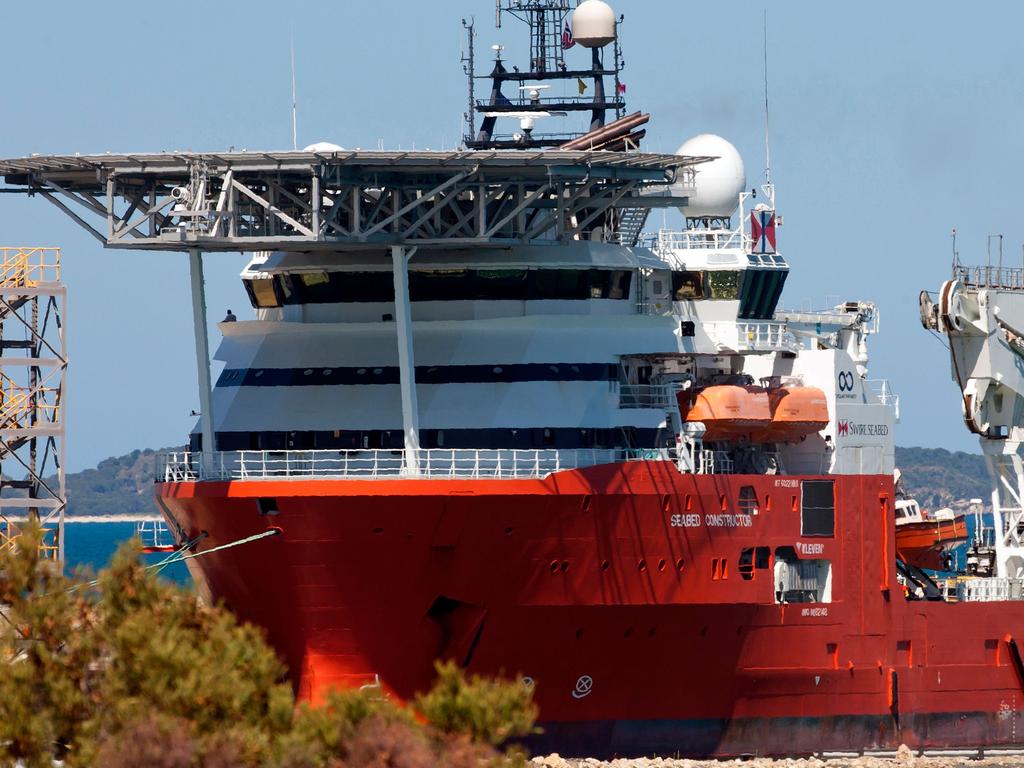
[[60, 445, 990, 517], [894, 446, 990, 510], [62, 447, 183, 517]]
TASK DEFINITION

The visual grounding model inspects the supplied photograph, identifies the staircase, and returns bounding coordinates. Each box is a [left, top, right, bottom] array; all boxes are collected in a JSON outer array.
[[614, 207, 651, 247]]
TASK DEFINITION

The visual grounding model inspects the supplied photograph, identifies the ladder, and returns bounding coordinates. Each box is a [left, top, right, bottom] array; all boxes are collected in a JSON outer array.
[[615, 207, 651, 247]]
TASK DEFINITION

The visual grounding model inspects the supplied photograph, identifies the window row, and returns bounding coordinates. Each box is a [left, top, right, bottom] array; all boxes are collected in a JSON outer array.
[[245, 268, 634, 308], [215, 362, 619, 388], [669, 268, 788, 320], [198, 426, 658, 452]]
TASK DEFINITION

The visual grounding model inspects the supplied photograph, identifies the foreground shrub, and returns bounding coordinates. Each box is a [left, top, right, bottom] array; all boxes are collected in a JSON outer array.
[[0, 521, 537, 767], [415, 660, 538, 746]]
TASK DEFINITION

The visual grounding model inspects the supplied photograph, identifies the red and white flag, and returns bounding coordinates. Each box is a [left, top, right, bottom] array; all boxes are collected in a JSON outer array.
[[750, 209, 777, 254], [562, 21, 575, 50]]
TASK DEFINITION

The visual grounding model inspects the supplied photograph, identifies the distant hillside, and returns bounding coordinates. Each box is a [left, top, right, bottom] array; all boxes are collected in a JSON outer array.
[[54, 444, 991, 517], [63, 447, 183, 517], [894, 446, 990, 512]]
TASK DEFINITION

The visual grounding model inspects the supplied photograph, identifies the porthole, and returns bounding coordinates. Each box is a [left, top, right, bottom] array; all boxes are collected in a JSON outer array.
[[675, 558, 685, 571], [600, 560, 610, 572], [373, 368, 383, 375], [549, 560, 560, 574], [303, 369, 313, 376], [560, 561, 570, 573], [657, 559, 667, 572], [504, 526, 513, 536], [254, 370, 264, 378], [638, 559, 647, 572], [323, 369, 333, 376], [357, 368, 367, 375], [493, 366, 503, 374]]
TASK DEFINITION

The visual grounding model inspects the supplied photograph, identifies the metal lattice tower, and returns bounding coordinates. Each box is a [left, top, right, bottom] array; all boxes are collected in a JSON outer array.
[[0, 248, 67, 563]]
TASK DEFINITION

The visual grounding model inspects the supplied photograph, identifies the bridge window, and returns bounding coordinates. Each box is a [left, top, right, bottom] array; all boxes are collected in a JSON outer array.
[[245, 277, 281, 308], [707, 270, 741, 300], [245, 268, 633, 307], [672, 270, 704, 300]]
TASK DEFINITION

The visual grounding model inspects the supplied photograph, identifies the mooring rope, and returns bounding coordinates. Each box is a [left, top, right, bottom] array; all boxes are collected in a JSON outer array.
[[152, 528, 281, 569]]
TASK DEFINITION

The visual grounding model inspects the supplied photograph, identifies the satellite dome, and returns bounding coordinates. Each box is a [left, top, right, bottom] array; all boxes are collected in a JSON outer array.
[[571, 0, 617, 48], [675, 134, 746, 219], [303, 141, 345, 153]]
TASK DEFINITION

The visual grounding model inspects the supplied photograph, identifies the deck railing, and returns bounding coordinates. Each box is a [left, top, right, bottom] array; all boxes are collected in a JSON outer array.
[[954, 264, 1024, 291], [156, 448, 628, 482], [704, 320, 798, 352], [618, 384, 679, 409]]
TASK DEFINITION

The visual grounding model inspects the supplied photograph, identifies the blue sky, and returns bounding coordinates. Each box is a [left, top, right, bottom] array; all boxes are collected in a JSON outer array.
[[1, 0, 1020, 471]]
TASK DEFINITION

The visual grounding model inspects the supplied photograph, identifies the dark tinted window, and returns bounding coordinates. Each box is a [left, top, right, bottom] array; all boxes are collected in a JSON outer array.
[[801, 480, 835, 537], [244, 269, 632, 307], [672, 271, 704, 300]]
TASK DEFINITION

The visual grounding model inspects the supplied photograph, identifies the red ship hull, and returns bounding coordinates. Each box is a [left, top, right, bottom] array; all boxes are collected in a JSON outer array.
[[157, 463, 1024, 757]]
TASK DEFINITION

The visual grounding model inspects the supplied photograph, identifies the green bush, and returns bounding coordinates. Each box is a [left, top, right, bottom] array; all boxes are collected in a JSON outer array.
[[415, 660, 538, 747], [0, 521, 538, 767]]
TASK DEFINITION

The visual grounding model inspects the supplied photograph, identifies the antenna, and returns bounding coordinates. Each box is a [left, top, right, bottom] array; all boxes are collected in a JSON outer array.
[[762, 10, 772, 193], [290, 30, 298, 151], [495, 0, 501, 28]]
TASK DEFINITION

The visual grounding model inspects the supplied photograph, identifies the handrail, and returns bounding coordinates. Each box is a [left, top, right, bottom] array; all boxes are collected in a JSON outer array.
[[0, 247, 61, 287], [157, 448, 629, 482], [955, 264, 1024, 291]]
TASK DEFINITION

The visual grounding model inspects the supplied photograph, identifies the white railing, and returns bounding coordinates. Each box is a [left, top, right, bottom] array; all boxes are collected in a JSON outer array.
[[704, 320, 798, 352], [157, 448, 628, 482], [648, 228, 751, 257], [867, 378, 900, 420], [957, 577, 1024, 602], [618, 384, 678, 409], [698, 449, 734, 475], [955, 264, 1024, 291]]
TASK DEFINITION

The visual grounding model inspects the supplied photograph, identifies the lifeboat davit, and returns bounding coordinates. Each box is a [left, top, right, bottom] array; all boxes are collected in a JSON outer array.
[[756, 386, 829, 442], [681, 385, 771, 441]]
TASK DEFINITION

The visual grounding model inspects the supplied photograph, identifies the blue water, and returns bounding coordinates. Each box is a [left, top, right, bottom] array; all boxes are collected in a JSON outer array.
[[64, 522, 191, 585]]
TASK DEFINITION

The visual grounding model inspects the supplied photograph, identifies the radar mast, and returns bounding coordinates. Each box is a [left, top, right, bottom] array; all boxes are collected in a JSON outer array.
[[465, 0, 626, 149]]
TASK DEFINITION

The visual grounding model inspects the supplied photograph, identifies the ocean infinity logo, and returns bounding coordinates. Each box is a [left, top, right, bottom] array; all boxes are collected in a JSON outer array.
[[837, 371, 855, 392], [572, 675, 593, 700]]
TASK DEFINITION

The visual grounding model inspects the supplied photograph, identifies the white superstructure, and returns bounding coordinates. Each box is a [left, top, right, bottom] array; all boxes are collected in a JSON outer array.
[[192, 155, 898, 485]]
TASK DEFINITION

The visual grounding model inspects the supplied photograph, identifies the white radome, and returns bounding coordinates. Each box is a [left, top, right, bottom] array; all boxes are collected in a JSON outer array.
[[303, 141, 345, 153], [571, 0, 616, 48], [675, 134, 746, 219]]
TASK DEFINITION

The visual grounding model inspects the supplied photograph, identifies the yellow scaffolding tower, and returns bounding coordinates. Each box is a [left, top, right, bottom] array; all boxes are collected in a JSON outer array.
[[0, 248, 66, 562]]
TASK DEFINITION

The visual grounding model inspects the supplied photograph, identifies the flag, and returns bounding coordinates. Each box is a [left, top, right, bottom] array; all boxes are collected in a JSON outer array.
[[616, 82, 627, 95], [577, 77, 588, 95], [750, 209, 777, 254], [562, 21, 575, 50]]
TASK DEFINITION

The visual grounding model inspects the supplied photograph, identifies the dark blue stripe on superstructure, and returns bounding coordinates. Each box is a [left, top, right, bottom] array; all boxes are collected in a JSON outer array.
[[216, 363, 619, 388]]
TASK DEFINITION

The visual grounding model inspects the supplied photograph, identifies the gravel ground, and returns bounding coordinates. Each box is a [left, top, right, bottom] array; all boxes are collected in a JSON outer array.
[[530, 746, 1024, 768]]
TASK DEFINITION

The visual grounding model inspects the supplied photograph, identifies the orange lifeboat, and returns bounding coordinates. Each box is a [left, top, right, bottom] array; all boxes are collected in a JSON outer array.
[[681, 385, 771, 441], [755, 386, 829, 442]]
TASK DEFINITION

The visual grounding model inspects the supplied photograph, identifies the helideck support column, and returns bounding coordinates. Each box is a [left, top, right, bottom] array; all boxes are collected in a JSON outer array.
[[391, 245, 420, 474], [188, 248, 216, 474]]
